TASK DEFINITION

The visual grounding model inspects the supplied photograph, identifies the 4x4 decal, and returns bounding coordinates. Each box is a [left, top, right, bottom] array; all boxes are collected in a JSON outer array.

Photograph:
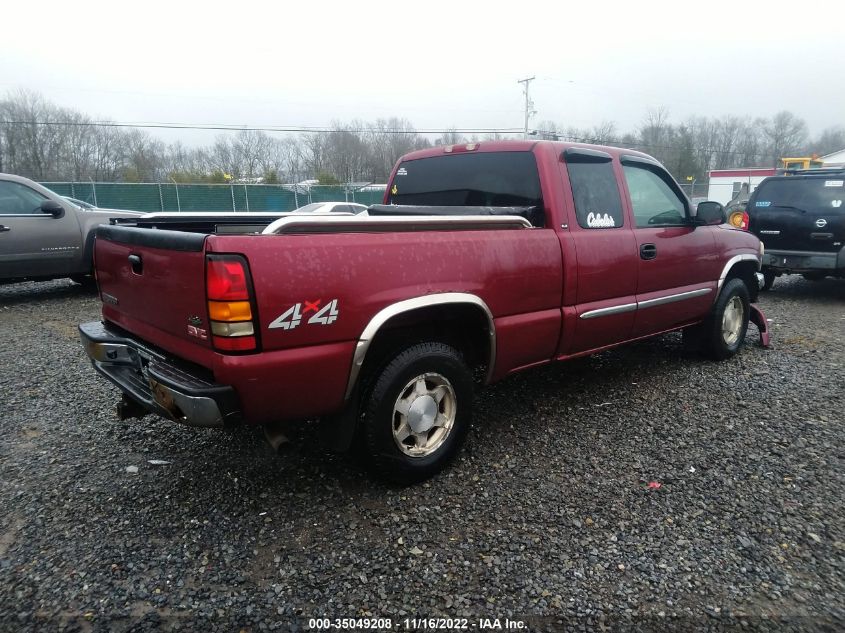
[[269, 299, 339, 330]]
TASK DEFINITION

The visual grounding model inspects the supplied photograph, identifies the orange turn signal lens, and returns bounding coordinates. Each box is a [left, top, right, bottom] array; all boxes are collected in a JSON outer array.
[[208, 300, 253, 322]]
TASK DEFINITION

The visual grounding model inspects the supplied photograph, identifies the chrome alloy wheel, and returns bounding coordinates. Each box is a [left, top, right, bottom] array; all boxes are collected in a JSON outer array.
[[391, 372, 457, 457], [722, 295, 745, 346]]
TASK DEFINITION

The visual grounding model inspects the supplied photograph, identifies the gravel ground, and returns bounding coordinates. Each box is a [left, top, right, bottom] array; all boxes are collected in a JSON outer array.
[[0, 277, 843, 632]]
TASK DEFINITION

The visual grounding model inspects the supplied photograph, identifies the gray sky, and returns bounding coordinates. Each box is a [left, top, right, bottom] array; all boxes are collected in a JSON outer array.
[[2, 0, 842, 143]]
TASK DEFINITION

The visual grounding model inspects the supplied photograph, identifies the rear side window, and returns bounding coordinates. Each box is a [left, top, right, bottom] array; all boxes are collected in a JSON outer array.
[[565, 161, 625, 229], [388, 151, 542, 209], [753, 177, 845, 214]]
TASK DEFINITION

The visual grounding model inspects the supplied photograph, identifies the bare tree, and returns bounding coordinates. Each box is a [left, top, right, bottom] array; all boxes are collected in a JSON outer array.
[[763, 111, 808, 166], [810, 126, 845, 157]]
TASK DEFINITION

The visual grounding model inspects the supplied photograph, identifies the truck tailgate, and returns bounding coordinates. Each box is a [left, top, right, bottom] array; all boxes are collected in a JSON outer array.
[[95, 225, 212, 356]]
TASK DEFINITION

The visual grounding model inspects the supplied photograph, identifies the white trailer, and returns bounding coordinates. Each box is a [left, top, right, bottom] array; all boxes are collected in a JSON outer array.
[[707, 168, 777, 205]]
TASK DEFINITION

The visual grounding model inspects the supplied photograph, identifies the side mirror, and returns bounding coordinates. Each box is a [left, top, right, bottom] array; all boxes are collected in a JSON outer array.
[[693, 201, 725, 226], [40, 199, 65, 218]]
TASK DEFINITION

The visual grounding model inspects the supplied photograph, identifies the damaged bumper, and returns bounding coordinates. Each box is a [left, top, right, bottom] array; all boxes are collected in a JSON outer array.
[[749, 304, 771, 348], [79, 321, 240, 428]]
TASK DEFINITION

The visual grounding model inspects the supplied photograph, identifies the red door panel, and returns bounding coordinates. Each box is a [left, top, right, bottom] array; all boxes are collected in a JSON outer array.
[[632, 225, 718, 335]]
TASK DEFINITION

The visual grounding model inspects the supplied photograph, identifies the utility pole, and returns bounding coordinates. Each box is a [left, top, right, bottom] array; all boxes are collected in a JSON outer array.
[[517, 76, 536, 140]]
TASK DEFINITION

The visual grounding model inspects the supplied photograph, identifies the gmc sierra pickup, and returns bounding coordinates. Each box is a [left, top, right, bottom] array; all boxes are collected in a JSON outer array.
[[80, 141, 770, 482]]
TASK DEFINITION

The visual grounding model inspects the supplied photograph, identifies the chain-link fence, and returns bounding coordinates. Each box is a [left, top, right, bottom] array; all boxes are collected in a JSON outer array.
[[40, 182, 387, 213]]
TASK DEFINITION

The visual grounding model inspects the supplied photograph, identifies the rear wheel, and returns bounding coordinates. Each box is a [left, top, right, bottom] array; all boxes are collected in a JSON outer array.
[[361, 342, 473, 484], [702, 278, 750, 360]]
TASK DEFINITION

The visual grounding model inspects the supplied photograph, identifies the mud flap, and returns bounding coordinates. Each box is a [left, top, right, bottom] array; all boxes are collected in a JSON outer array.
[[320, 387, 361, 452], [749, 303, 771, 348]]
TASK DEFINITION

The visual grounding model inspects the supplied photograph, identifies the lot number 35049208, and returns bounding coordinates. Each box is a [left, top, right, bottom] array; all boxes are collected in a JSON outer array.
[[269, 299, 339, 330]]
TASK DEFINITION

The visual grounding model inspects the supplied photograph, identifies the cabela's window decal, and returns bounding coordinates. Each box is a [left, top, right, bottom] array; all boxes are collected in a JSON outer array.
[[586, 212, 616, 228]]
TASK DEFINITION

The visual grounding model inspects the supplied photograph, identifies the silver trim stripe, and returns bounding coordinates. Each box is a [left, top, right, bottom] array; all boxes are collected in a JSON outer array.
[[637, 288, 712, 309], [579, 303, 637, 320], [579, 288, 712, 320]]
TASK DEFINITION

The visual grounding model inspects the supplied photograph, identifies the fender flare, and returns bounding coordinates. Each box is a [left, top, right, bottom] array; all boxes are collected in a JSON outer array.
[[717, 254, 760, 294], [344, 293, 496, 401]]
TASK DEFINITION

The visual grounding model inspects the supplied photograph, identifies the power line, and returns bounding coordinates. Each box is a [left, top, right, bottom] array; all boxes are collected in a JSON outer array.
[[0, 119, 525, 135], [1, 118, 777, 162]]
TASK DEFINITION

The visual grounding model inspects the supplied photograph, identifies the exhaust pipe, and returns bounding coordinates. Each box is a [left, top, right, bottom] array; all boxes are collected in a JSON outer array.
[[263, 421, 289, 453]]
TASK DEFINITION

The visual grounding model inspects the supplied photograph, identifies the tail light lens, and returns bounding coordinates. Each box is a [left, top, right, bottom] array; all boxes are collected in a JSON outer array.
[[206, 255, 259, 353], [728, 210, 750, 230]]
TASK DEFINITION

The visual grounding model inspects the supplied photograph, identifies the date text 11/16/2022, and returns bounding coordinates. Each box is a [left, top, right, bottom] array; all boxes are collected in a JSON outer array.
[[307, 617, 528, 630]]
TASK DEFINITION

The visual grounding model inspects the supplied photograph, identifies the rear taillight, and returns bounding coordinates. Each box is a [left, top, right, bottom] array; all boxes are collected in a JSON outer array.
[[728, 210, 750, 230], [206, 255, 258, 353]]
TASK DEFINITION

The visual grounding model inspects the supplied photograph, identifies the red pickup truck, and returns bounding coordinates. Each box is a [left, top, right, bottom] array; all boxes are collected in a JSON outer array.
[[80, 141, 769, 482]]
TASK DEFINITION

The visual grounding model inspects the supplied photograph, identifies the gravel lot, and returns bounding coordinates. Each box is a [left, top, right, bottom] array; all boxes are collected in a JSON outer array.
[[0, 277, 843, 632]]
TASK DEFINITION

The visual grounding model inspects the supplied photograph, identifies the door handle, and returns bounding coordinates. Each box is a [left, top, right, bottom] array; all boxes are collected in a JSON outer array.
[[640, 243, 657, 260], [0, 225, 10, 232], [128, 254, 143, 274]]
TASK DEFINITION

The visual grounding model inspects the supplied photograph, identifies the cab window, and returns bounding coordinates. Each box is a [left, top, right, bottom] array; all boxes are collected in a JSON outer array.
[[623, 166, 687, 228], [566, 161, 625, 229], [0, 181, 47, 215]]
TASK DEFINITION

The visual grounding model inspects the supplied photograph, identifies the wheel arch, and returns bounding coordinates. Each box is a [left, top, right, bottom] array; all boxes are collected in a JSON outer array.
[[718, 255, 760, 302], [344, 293, 495, 401]]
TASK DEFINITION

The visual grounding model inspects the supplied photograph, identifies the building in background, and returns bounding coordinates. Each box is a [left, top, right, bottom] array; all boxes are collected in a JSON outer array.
[[707, 168, 777, 205], [820, 148, 845, 167]]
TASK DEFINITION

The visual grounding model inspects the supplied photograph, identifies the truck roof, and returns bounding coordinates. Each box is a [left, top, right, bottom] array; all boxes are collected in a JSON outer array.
[[397, 139, 656, 163]]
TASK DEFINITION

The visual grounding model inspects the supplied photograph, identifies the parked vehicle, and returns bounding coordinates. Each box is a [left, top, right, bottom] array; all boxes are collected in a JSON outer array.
[[292, 201, 368, 214], [0, 173, 142, 285], [725, 198, 750, 230], [746, 168, 845, 289], [64, 196, 95, 210], [79, 141, 769, 482]]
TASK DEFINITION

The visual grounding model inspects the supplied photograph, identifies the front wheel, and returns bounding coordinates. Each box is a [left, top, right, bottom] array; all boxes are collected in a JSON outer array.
[[702, 278, 750, 360], [361, 342, 473, 484]]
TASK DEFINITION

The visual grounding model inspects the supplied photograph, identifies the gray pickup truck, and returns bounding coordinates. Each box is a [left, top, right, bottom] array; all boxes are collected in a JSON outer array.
[[0, 173, 141, 285]]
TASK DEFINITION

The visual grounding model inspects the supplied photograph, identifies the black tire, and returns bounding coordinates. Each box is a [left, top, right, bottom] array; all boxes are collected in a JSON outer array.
[[70, 274, 97, 290], [361, 342, 473, 484], [702, 278, 751, 361], [761, 270, 776, 291]]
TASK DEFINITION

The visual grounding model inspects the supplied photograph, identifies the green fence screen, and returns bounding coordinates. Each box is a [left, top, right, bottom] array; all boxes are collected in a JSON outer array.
[[40, 182, 386, 213]]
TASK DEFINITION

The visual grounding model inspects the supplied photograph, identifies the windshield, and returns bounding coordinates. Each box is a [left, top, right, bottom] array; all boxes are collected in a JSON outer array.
[[388, 151, 542, 208], [753, 177, 845, 214]]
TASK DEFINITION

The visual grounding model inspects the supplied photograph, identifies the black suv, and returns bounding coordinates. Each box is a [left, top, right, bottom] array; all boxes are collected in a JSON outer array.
[[747, 169, 845, 289]]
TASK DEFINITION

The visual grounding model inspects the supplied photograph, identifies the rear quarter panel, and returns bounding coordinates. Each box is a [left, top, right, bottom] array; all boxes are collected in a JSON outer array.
[[207, 228, 563, 379]]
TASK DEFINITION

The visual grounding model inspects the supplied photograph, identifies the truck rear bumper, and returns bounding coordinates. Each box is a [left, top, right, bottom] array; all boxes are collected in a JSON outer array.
[[762, 249, 843, 272], [79, 321, 240, 428]]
